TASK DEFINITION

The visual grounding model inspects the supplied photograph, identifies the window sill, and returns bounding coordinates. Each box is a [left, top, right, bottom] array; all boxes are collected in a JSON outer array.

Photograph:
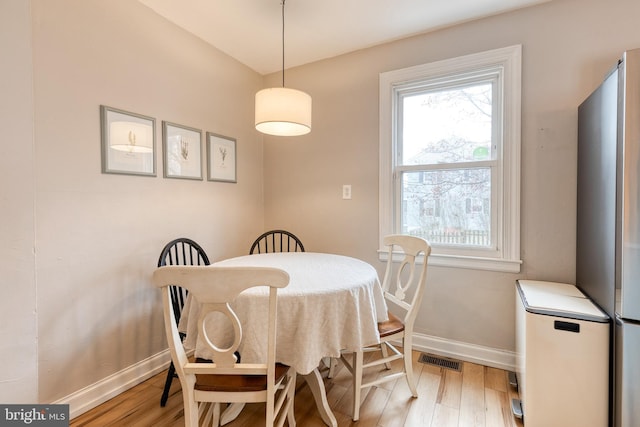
[[378, 250, 522, 273]]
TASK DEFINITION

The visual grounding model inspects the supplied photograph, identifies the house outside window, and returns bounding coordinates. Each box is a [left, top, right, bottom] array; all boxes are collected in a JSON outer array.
[[379, 45, 522, 272]]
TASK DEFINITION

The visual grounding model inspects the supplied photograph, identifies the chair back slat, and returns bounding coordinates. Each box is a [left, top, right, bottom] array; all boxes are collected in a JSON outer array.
[[158, 238, 211, 325], [381, 234, 431, 328], [249, 229, 305, 254]]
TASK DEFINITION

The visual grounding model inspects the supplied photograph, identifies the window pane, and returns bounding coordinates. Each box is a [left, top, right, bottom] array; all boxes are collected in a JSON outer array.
[[400, 168, 491, 247], [401, 83, 493, 165], [380, 45, 521, 270]]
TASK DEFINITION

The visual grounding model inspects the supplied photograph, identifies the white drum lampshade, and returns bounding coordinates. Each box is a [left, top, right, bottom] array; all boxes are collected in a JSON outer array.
[[255, 87, 312, 136]]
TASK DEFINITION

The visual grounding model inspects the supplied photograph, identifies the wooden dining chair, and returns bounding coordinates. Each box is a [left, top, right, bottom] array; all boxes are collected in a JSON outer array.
[[157, 238, 211, 407], [249, 230, 305, 254], [153, 265, 296, 427], [340, 234, 432, 421], [249, 229, 321, 375]]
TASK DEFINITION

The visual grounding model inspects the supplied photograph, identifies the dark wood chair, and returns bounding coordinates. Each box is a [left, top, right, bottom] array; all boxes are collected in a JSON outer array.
[[157, 238, 210, 407], [249, 230, 331, 376], [249, 229, 305, 254]]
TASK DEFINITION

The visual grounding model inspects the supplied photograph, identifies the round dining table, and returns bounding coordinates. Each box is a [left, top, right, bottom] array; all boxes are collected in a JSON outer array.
[[180, 252, 388, 426]]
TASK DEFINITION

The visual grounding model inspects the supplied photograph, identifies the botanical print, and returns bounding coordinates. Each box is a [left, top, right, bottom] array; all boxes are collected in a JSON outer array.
[[163, 122, 202, 180], [208, 133, 236, 182], [218, 146, 227, 165], [180, 138, 189, 160], [101, 106, 155, 176]]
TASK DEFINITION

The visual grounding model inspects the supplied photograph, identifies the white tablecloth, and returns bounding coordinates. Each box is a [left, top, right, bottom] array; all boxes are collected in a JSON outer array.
[[180, 252, 388, 375]]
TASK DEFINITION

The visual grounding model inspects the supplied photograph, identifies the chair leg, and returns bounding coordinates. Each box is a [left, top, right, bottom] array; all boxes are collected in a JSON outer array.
[[380, 342, 392, 370], [266, 387, 275, 427], [183, 393, 200, 427], [352, 350, 364, 421], [287, 371, 297, 427], [220, 403, 245, 425], [212, 403, 221, 427], [160, 362, 176, 407], [327, 357, 339, 378], [403, 336, 418, 397], [200, 402, 220, 427]]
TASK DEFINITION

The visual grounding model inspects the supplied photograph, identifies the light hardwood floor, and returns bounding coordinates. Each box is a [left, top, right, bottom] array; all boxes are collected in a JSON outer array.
[[70, 351, 523, 427]]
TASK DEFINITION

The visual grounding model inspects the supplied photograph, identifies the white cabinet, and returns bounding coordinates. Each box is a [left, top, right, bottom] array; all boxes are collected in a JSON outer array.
[[515, 280, 609, 427]]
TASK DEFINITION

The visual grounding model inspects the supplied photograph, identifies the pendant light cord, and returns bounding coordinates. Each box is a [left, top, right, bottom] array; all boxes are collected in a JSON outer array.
[[281, 0, 286, 87]]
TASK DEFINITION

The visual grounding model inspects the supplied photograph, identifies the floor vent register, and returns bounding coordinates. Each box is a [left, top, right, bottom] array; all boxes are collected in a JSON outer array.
[[418, 353, 462, 372]]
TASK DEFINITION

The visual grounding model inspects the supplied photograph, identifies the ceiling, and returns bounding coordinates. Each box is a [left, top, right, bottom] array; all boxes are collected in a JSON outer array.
[[138, 0, 550, 75]]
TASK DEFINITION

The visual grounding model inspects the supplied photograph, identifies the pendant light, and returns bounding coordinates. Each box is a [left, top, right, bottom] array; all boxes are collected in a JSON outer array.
[[255, 0, 312, 136]]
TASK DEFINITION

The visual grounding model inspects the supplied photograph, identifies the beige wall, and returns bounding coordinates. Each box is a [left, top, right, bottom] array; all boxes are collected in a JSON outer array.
[[21, 0, 264, 403], [0, 0, 37, 403], [4, 0, 640, 410], [263, 0, 640, 353]]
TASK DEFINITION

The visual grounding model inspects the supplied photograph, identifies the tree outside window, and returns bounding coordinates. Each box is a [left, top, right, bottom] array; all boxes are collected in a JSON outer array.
[[399, 83, 494, 248]]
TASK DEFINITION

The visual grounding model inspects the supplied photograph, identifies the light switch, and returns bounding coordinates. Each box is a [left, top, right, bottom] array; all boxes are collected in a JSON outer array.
[[342, 185, 352, 200]]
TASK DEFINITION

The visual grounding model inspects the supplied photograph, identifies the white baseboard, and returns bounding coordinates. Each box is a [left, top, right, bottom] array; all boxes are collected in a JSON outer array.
[[58, 336, 514, 420], [55, 350, 171, 419], [411, 332, 516, 372]]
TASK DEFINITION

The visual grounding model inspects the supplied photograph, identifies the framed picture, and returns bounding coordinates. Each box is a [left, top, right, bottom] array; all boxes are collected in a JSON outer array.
[[163, 121, 203, 180], [100, 105, 156, 176], [207, 132, 237, 183]]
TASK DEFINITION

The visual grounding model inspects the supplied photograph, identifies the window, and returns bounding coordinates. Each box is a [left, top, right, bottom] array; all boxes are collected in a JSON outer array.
[[379, 45, 522, 272]]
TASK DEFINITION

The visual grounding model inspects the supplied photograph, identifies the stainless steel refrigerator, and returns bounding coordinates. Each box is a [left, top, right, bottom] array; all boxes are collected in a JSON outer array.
[[577, 48, 640, 427]]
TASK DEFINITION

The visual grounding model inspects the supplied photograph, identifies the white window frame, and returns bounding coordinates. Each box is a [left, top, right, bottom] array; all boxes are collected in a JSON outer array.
[[379, 45, 522, 273]]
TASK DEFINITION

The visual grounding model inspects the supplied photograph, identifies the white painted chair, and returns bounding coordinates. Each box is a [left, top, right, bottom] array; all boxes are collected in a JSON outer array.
[[153, 265, 296, 427], [156, 237, 211, 408], [340, 234, 431, 421]]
